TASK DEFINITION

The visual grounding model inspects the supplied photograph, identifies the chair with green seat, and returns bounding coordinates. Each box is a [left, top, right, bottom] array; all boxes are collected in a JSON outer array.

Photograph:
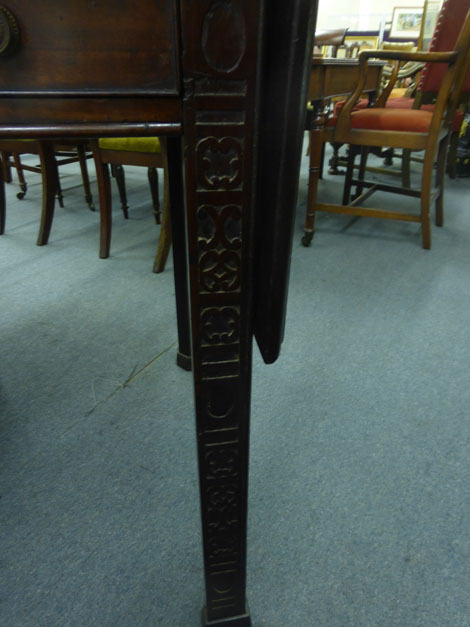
[[91, 136, 171, 274]]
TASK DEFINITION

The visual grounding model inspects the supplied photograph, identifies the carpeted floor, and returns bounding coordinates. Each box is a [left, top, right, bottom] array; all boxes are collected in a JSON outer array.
[[1, 143, 470, 626]]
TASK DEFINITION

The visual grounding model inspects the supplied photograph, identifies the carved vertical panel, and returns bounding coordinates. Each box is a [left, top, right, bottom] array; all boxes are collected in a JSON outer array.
[[179, 1, 263, 624]]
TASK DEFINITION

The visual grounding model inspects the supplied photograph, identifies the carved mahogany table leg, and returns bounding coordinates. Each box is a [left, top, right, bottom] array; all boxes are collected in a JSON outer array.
[[302, 101, 327, 247], [179, 1, 264, 624]]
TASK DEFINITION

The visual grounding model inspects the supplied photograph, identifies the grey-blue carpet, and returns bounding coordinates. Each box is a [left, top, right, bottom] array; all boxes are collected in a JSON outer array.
[[1, 143, 470, 626]]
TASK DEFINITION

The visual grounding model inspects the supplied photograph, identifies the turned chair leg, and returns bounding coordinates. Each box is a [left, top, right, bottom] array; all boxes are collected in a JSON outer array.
[[77, 144, 95, 211], [12, 153, 28, 199], [111, 163, 129, 219], [55, 166, 64, 208], [328, 142, 345, 175], [148, 167, 161, 224], [343, 145, 359, 205]]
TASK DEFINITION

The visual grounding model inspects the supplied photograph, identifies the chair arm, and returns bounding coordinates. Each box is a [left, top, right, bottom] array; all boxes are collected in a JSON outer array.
[[334, 50, 458, 139], [358, 49, 458, 64]]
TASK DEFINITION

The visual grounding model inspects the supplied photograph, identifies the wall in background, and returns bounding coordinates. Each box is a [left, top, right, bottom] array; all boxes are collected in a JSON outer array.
[[316, 0, 424, 32]]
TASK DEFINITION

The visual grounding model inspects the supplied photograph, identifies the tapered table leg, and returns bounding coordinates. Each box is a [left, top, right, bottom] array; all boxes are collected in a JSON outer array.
[[179, 1, 264, 624]]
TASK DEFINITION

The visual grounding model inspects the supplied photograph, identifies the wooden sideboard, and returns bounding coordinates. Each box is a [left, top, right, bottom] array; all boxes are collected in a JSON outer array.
[[0, 2, 318, 625]]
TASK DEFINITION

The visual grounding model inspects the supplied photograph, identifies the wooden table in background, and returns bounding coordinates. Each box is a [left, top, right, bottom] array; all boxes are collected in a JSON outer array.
[[303, 58, 384, 246]]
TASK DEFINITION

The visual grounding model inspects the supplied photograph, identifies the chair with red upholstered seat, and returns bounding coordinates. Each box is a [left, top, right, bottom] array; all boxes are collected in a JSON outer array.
[[333, 0, 470, 185], [382, 0, 470, 182], [303, 6, 470, 250]]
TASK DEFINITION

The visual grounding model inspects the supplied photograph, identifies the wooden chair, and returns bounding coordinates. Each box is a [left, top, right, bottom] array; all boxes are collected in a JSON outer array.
[[0, 139, 94, 242], [91, 136, 171, 273], [1, 140, 94, 206], [327, 41, 423, 176], [376, 0, 470, 182], [333, 0, 470, 182], [304, 7, 470, 250]]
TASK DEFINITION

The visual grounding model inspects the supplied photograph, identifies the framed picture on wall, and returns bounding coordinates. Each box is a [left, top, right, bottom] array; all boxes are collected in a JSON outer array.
[[419, 0, 443, 49], [343, 35, 379, 58], [390, 7, 423, 39]]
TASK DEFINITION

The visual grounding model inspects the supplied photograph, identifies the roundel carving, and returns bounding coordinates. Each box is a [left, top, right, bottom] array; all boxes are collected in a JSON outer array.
[[201, 1, 246, 73]]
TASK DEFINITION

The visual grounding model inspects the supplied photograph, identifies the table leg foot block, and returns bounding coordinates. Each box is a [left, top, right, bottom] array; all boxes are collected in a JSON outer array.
[[176, 351, 192, 371], [202, 605, 251, 627]]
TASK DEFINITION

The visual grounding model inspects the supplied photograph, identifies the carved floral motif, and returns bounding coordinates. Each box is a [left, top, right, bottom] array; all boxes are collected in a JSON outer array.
[[201, 307, 239, 345], [197, 136, 242, 190], [208, 534, 238, 562], [197, 204, 242, 251], [207, 483, 238, 532], [206, 446, 239, 480], [200, 250, 240, 293]]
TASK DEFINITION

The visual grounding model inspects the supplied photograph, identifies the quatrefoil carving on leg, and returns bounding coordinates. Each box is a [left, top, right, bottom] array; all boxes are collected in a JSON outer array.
[[197, 137, 242, 190]]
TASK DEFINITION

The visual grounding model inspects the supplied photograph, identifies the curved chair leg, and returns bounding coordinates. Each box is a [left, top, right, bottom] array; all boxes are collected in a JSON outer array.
[[93, 145, 113, 259], [153, 156, 172, 273], [148, 167, 161, 224], [420, 147, 434, 250], [37, 142, 59, 246], [435, 135, 450, 227], [402, 149, 411, 188]]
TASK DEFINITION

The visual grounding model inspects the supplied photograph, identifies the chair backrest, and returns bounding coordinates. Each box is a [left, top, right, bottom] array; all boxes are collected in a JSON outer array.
[[419, 0, 470, 93], [431, 7, 470, 129], [381, 41, 416, 52]]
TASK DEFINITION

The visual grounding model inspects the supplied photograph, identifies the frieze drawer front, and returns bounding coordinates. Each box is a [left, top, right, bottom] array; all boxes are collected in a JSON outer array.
[[0, 0, 179, 96]]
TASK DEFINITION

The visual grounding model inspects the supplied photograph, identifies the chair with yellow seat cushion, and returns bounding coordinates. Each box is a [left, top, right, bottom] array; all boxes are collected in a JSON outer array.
[[92, 136, 171, 274]]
